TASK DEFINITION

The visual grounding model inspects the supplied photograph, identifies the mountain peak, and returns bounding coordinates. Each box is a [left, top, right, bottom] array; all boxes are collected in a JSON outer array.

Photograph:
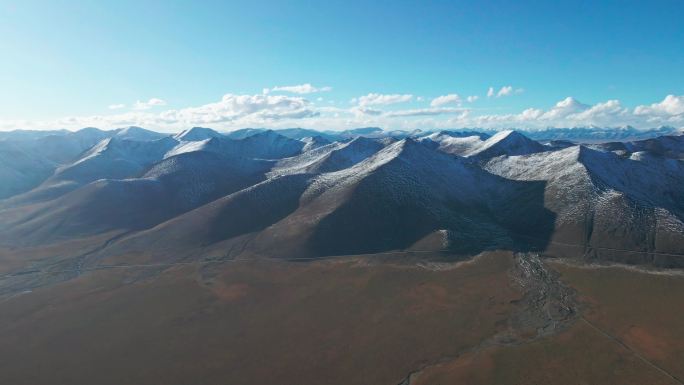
[[468, 130, 544, 158], [174, 127, 222, 141], [114, 126, 168, 141]]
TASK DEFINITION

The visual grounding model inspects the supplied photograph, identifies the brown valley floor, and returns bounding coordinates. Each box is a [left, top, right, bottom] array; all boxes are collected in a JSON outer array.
[[0, 252, 682, 385]]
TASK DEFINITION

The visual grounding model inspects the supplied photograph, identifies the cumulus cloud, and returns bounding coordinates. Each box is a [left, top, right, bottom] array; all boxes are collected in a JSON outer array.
[[4, 92, 684, 132], [357, 93, 413, 106], [487, 86, 523, 98], [386, 107, 464, 117], [108, 104, 125, 110], [497, 86, 513, 97], [466, 95, 479, 103], [159, 93, 318, 124], [634, 94, 684, 116], [269, 83, 332, 94], [430, 94, 461, 107], [133, 98, 167, 110], [352, 106, 384, 116], [540, 97, 590, 120], [454, 95, 684, 129]]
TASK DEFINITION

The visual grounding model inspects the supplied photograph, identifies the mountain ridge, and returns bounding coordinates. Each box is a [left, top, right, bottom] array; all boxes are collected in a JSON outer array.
[[1, 126, 682, 268]]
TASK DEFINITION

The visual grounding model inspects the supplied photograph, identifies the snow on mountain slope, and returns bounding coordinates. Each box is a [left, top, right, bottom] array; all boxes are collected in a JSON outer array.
[[166, 131, 305, 160], [269, 137, 385, 177], [464, 130, 546, 158], [591, 134, 684, 159], [3, 136, 181, 207], [484, 145, 684, 266], [114, 126, 169, 141], [485, 146, 597, 223], [0, 127, 113, 200], [419, 131, 546, 159], [223, 128, 267, 139], [164, 138, 216, 158], [2, 130, 303, 208], [417, 130, 544, 159], [173, 127, 224, 142], [421, 134, 485, 156], [306, 137, 385, 174], [1, 126, 681, 268], [84, 139, 554, 260], [21, 127, 113, 164], [0, 151, 275, 246], [524, 125, 681, 142], [579, 147, 684, 213], [419, 130, 491, 141], [268, 141, 346, 176], [235, 130, 305, 159], [252, 139, 554, 257], [268, 128, 327, 140], [48, 136, 178, 185], [144, 151, 274, 211], [300, 135, 332, 152]]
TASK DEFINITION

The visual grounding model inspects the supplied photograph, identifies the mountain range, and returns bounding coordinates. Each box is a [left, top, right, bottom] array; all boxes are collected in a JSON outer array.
[[0, 125, 683, 268]]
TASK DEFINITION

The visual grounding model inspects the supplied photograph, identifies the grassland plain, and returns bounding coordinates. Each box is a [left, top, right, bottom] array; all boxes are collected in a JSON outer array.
[[407, 261, 684, 385], [0, 252, 521, 385]]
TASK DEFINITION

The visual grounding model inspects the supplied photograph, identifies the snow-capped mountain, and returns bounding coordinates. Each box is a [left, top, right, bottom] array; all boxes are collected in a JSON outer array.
[[50, 136, 178, 185], [523, 125, 682, 142], [168, 131, 305, 160], [114, 126, 170, 141], [270, 136, 385, 176], [418, 130, 545, 159], [0, 126, 682, 268], [173, 127, 224, 142], [484, 145, 684, 265], [300, 135, 332, 152]]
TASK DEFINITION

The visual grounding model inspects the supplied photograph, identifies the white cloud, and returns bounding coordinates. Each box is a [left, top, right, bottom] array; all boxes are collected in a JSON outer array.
[[572, 99, 628, 123], [270, 83, 332, 94], [487, 86, 523, 98], [133, 98, 167, 110], [352, 106, 384, 116], [386, 107, 464, 117], [4, 92, 684, 133], [159, 93, 317, 124], [357, 93, 413, 106], [430, 94, 461, 107], [455, 95, 684, 129], [519, 108, 544, 120], [634, 94, 684, 116], [108, 104, 125, 110], [497, 86, 513, 97], [466, 95, 479, 103], [540, 97, 590, 120]]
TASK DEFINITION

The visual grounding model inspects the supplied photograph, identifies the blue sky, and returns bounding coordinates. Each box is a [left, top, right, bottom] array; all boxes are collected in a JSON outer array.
[[1, 0, 683, 131]]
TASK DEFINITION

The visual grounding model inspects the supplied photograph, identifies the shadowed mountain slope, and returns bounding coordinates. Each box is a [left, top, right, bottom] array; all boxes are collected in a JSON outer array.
[[0, 128, 682, 268], [98, 139, 555, 262], [485, 145, 684, 266]]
